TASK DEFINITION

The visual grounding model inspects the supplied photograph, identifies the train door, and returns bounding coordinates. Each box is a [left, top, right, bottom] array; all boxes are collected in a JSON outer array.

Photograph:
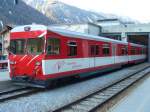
[[88, 44, 95, 68], [89, 44, 100, 68], [88, 41, 97, 68], [112, 43, 116, 64]]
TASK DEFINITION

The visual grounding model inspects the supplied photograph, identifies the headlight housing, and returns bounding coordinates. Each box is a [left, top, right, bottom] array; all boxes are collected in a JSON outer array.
[[35, 61, 41, 66], [10, 61, 16, 64]]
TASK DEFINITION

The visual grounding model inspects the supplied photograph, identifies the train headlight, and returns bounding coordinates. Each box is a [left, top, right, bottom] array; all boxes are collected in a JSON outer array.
[[10, 61, 16, 65], [35, 61, 41, 66]]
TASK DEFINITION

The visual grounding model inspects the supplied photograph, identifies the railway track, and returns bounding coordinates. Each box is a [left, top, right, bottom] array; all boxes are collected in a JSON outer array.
[[0, 86, 38, 102], [0, 63, 149, 111], [53, 65, 150, 112]]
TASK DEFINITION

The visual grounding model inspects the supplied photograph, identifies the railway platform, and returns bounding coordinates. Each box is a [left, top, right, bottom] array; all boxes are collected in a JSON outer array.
[[0, 70, 10, 81], [108, 73, 150, 112]]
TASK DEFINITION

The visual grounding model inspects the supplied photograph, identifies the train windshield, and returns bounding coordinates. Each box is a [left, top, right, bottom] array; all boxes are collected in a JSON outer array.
[[9, 39, 26, 54], [27, 38, 44, 55], [9, 38, 44, 55]]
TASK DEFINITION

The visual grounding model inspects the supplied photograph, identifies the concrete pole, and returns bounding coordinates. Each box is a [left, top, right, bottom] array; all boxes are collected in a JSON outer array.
[[148, 33, 150, 63], [121, 32, 127, 42]]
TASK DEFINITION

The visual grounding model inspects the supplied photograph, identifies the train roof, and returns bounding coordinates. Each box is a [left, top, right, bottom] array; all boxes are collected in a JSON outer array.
[[48, 27, 146, 48], [48, 27, 129, 45], [11, 24, 146, 48]]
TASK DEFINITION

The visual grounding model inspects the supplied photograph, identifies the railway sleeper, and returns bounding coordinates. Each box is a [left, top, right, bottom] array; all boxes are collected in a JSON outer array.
[[93, 95, 107, 100], [84, 98, 104, 104], [103, 89, 120, 95], [71, 104, 93, 112], [80, 101, 99, 107]]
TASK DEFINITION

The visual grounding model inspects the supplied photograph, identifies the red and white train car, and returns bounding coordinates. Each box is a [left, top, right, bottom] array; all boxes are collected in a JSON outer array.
[[8, 25, 147, 87]]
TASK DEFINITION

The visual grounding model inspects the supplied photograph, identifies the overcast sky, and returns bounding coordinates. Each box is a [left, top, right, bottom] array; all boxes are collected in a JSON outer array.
[[59, 0, 150, 23]]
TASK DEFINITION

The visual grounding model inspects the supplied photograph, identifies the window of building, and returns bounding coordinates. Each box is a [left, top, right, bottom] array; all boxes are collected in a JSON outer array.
[[68, 41, 77, 56], [102, 44, 110, 55], [47, 38, 60, 55]]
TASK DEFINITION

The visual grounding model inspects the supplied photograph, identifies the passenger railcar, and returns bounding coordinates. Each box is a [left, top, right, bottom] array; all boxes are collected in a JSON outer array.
[[8, 25, 147, 87]]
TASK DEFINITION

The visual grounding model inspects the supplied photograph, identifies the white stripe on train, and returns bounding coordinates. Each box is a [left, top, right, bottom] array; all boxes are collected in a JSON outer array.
[[42, 55, 146, 75]]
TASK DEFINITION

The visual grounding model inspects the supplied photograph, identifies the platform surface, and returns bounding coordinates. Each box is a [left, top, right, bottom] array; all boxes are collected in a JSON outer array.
[[109, 74, 150, 112], [0, 70, 10, 81]]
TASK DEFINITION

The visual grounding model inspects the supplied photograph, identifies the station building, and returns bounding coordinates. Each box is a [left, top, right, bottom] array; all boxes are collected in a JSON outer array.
[[0, 25, 12, 57]]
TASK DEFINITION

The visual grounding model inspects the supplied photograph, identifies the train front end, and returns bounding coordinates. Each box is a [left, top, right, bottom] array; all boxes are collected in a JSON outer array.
[[8, 25, 47, 87]]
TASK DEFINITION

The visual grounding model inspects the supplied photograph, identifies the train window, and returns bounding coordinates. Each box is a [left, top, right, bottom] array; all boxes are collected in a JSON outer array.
[[47, 38, 60, 55], [90, 45, 99, 56], [142, 48, 145, 54], [144, 49, 146, 54], [102, 44, 110, 55], [139, 49, 142, 54], [27, 38, 44, 55], [90, 45, 95, 55], [68, 41, 77, 56], [96, 45, 99, 55], [121, 48, 125, 55], [121, 46, 128, 55], [131, 47, 136, 55], [10, 39, 25, 54]]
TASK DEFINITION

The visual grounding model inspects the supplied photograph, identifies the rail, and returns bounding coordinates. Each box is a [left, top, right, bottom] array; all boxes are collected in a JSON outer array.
[[53, 65, 150, 112], [0, 87, 39, 102]]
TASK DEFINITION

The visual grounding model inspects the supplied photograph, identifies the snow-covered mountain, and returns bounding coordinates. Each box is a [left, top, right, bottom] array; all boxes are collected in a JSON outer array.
[[24, 0, 138, 24], [0, 0, 54, 28], [23, 0, 106, 24], [0, 0, 138, 30]]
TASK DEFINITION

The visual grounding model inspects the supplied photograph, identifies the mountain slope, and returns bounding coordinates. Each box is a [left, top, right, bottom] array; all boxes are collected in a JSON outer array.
[[0, 0, 138, 30], [24, 0, 138, 24], [0, 0, 54, 28], [24, 0, 105, 24]]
